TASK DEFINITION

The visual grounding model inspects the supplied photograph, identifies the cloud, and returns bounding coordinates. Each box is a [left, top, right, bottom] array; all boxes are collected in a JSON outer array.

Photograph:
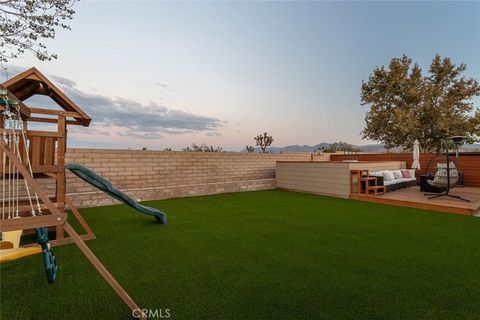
[[2, 67, 224, 139], [0, 65, 26, 80], [50, 75, 77, 88], [126, 78, 172, 92], [154, 82, 169, 88], [206, 131, 222, 137], [62, 85, 223, 137]]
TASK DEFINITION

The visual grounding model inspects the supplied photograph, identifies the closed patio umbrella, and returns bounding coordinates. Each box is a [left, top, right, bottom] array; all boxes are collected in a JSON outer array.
[[412, 140, 421, 170]]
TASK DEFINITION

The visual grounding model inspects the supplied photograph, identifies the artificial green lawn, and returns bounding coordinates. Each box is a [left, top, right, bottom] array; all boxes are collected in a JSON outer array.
[[1, 190, 480, 319]]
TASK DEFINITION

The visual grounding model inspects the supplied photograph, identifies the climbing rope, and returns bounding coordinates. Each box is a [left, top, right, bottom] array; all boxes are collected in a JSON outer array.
[[1, 92, 37, 217], [1, 90, 57, 282]]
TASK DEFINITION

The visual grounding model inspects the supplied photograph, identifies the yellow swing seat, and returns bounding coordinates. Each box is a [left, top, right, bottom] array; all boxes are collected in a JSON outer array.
[[0, 246, 44, 263], [0, 230, 46, 263]]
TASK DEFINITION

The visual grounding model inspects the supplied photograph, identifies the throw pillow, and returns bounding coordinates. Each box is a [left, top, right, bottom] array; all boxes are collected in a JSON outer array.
[[401, 169, 411, 178]]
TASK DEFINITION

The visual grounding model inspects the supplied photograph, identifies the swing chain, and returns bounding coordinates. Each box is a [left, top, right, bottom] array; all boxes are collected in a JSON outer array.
[[36, 227, 57, 283]]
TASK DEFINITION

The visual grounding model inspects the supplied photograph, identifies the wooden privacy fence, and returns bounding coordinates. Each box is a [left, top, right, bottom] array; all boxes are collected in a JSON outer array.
[[330, 153, 480, 187]]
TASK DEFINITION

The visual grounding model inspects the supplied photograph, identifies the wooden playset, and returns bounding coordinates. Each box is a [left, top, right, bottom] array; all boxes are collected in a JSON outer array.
[[0, 67, 94, 245], [0, 68, 166, 319]]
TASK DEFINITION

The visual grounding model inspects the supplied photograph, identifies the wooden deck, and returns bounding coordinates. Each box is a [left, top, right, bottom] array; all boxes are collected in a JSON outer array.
[[351, 186, 480, 216]]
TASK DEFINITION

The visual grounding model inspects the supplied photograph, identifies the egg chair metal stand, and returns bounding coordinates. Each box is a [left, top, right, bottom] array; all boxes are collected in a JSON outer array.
[[424, 139, 469, 202]]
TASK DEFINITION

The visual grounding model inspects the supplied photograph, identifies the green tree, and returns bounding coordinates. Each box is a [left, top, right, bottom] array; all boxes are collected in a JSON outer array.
[[323, 141, 360, 154], [183, 143, 223, 152], [245, 146, 254, 153], [0, 0, 77, 65], [254, 132, 273, 153], [361, 54, 480, 152]]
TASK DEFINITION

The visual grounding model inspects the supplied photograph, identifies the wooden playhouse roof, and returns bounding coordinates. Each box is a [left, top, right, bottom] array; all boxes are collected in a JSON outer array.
[[1, 67, 91, 126]]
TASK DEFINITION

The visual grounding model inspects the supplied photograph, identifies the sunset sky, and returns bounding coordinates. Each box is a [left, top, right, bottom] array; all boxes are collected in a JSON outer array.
[[3, 1, 480, 151]]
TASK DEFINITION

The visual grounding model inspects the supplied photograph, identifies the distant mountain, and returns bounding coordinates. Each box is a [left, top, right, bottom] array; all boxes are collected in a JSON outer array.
[[357, 144, 386, 153], [256, 143, 330, 153], [462, 144, 480, 151], [241, 143, 480, 153], [242, 143, 381, 153], [242, 143, 326, 153]]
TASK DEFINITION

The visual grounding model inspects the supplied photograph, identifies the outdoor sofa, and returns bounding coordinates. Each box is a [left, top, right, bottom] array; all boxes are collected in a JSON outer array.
[[369, 169, 417, 192]]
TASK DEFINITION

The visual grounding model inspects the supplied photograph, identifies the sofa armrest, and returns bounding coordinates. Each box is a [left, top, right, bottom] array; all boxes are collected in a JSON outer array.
[[369, 175, 384, 186]]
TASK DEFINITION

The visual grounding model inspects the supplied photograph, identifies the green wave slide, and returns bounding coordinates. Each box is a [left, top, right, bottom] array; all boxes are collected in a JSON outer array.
[[65, 163, 167, 224]]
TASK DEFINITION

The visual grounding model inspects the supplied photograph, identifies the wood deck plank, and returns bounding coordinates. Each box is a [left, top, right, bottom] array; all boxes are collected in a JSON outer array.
[[350, 186, 480, 216]]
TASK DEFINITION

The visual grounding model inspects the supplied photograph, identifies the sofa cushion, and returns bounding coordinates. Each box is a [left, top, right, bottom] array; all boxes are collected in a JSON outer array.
[[438, 161, 457, 170], [408, 169, 416, 179], [383, 171, 396, 181], [385, 178, 417, 192], [369, 171, 383, 177], [384, 177, 415, 186], [433, 162, 459, 185], [392, 170, 403, 180]]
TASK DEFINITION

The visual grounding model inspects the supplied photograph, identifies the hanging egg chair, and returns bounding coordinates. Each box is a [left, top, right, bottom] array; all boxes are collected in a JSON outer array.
[[424, 139, 469, 202]]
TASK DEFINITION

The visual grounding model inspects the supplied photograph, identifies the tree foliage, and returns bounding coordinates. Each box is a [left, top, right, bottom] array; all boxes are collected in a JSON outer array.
[[245, 146, 254, 153], [254, 132, 273, 153], [0, 0, 76, 65], [183, 143, 223, 152], [361, 54, 480, 152], [322, 141, 360, 154]]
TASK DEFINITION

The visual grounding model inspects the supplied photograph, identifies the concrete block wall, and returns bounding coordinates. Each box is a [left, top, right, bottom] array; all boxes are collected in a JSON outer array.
[[58, 149, 328, 208]]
